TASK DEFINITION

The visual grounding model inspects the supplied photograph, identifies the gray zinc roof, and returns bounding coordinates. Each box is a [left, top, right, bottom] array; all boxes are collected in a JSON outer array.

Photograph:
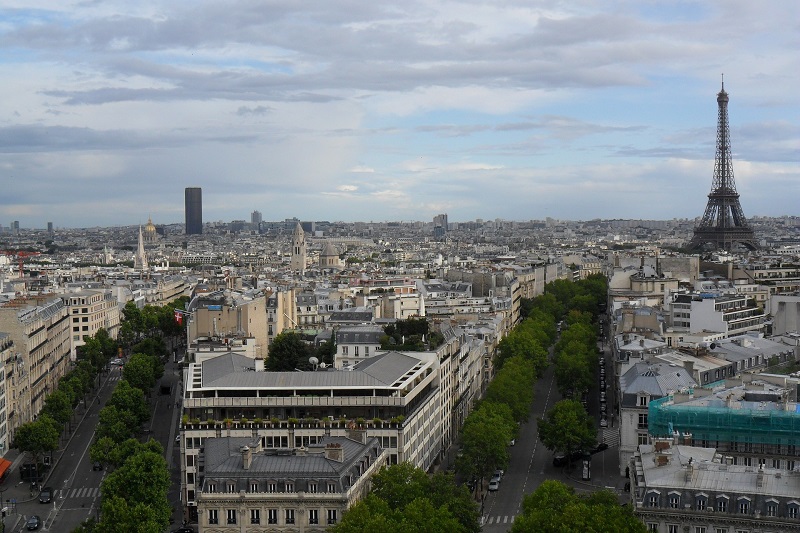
[[621, 362, 698, 398]]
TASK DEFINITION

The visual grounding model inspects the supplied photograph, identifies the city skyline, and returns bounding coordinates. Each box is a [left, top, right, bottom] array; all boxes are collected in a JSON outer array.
[[1, 1, 799, 229]]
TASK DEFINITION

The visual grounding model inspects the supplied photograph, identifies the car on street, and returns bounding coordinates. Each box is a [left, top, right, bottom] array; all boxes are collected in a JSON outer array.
[[27, 515, 41, 530], [488, 479, 500, 491], [110, 358, 124, 366], [493, 469, 504, 479], [92, 461, 103, 471], [600, 417, 608, 428], [38, 486, 53, 503], [590, 442, 609, 454]]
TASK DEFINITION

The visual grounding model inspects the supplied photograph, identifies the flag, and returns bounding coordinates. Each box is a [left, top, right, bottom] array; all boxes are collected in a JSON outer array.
[[174, 309, 183, 325]]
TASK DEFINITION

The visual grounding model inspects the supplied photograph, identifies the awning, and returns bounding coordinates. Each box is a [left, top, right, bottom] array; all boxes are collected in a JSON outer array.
[[0, 458, 12, 479]]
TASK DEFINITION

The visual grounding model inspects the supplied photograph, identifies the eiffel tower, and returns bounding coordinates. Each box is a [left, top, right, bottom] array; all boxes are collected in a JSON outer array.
[[689, 79, 758, 251]]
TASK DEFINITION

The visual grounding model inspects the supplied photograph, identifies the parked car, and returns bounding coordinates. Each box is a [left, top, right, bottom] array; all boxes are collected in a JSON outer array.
[[110, 358, 124, 366], [493, 469, 504, 479], [92, 461, 103, 471], [27, 515, 41, 530], [600, 417, 608, 428], [488, 479, 500, 491], [38, 486, 53, 503]]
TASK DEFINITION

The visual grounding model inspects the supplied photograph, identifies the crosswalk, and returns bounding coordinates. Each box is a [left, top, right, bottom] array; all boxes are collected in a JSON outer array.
[[59, 487, 101, 499], [483, 515, 515, 525], [600, 428, 620, 447]]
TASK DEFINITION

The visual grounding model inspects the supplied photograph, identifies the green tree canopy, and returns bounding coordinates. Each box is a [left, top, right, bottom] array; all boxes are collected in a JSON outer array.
[[107, 380, 150, 427], [484, 356, 536, 422], [122, 353, 157, 392], [457, 402, 515, 483], [13, 414, 60, 460], [512, 480, 646, 533], [537, 399, 597, 461], [265, 331, 312, 371], [332, 463, 479, 533]]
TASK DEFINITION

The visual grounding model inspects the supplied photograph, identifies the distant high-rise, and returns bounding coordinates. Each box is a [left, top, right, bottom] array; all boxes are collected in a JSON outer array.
[[185, 187, 203, 235], [47, 222, 53, 234], [251, 210, 262, 226]]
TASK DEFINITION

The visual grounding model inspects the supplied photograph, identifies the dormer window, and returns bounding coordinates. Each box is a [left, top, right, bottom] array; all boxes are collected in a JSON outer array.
[[638, 395, 648, 407]]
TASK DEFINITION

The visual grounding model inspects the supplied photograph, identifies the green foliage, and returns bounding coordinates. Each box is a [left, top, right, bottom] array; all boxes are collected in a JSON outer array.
[[380, 317, 437, 351], [484, 357, 536, 422], [512, 480, 646, 533], [265, 331, 313, 371], [315, 339, 337, 366], [122, 353, 157, 392], [457, 402, 515, 483], [41, 389, 73, 426], [13, 414, 60, 459], [98, 449, 171, 531], [537, 399, 597, 460], [332, 463, 479, 533], [107, 380, 150, 427]]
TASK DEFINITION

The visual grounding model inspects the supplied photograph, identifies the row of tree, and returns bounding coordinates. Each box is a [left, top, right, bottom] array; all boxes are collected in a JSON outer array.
[[331, 462, 480, 533], [13, 328, 119, 472], [79, 340, 172, 531], [456, 291, 562, 492], [538, 275, 608, 462]]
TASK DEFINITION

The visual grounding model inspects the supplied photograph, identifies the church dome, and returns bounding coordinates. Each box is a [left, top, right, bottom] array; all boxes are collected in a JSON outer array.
[[143, 217, 158, 241]]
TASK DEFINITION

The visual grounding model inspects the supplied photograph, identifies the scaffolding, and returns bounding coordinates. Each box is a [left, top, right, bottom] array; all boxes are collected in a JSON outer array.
[[649, 396, 800, 446]]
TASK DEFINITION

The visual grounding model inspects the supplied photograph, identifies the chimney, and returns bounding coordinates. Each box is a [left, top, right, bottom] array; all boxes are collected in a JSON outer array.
[[640, 339, 645, 347], [683, 360, 694, 376], [684, 458, 694, 482], [241, 445, 252, 470], [324, 442, 345, 462]]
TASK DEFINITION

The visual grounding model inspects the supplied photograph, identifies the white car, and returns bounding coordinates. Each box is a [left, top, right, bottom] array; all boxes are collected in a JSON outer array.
[[488, 479, 500, 491], [110, 358, 124, 366]]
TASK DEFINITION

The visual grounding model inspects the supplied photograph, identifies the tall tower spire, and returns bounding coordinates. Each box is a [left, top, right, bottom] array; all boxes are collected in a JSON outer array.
[[688, 81, 758, 251], [290, 222, 306, 274], [134, 225, 149, 271]]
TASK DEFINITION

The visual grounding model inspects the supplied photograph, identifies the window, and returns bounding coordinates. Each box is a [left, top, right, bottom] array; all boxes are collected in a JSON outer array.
[[772, 458, 781, 469], [738, 501, 749, 514], [328, 482, 336, 492], [268, 482, 277, 493], [208, 510, 218, 525], [638, 433, 649, 445], [227, 483, 236, 493], [327, 509, 338, 525], [249, 482, 258, 492], [638, 413, 648, 429], [717, 499, 728, 513], [207, 483, 216, 493], [268, 509, 277, 524], [715, 529, 728, 533], [227, 509, 237, 525], [286, 482, 294, 492], [354, 346, 359, 356], [695, 528, 706, 533], [365, 346, 370, 356], [186, 454, 193, 466], [669, 494, 680, 509], [648, 493, 658, 507], [790, 506, 799, 519], [696, 498, 706, 510], [669, 526, 679, 533], [647, 524, 658, 532], [309, 482, 317, 493], [309, 509, 319, 525], [639, 395, 648, 407], [285, 509, 295, 524], [250, 509, 260, 524], [342, 346, 348, 355], [766, 503, 777, 517]]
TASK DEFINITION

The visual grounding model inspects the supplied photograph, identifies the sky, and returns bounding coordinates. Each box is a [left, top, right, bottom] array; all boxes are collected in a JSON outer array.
[[0, 1, 798, 229]]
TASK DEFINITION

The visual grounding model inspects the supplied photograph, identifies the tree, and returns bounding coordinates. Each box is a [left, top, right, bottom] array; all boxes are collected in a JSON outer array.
[[122, 353, 157, 392], [100, 450, 171, 531], [332, 463, 478, 533], [512, 480, 646, 533], [41, 389, 73, 426], [107, 380, 149, 426], [484, 356, 536, 422], [457, 402, 515, 486], [265, 331, 312, 371], [537, 399, 597, 463], [13, 415, 60, 462]]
